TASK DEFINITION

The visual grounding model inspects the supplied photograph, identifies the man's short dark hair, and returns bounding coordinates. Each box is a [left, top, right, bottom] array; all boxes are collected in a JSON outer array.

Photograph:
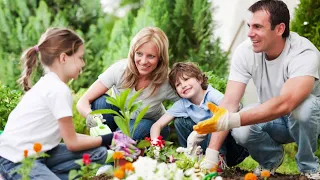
[[249, 0, 290, 38]]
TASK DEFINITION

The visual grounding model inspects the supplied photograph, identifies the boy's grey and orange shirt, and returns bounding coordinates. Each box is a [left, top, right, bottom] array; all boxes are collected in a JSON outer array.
[[167, 85, 224, 124]]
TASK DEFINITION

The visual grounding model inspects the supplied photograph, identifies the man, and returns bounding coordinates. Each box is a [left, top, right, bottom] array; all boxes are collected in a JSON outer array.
[[188, 0, 320, 179]]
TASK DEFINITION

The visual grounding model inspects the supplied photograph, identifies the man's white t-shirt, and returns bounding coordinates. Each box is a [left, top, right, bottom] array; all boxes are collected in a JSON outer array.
[[98, 59, 179, 121], [0, 72, 73, 162], [229, 32, 320, 103]]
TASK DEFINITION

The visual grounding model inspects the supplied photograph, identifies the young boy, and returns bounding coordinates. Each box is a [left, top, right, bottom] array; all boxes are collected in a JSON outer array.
[[150, 62, 248, 169]]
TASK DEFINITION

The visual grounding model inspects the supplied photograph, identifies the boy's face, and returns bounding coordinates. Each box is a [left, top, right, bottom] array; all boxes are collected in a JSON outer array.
[[175, 75, 203, 100]]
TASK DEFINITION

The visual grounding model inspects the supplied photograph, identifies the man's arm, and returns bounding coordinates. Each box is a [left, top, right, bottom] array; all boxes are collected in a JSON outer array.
[[208, 80, 246, 150], [240, 76, 315, 126]]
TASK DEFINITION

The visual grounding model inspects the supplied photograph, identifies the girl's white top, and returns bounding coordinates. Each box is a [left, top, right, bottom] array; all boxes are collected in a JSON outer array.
[[0, 72, 73, 162]]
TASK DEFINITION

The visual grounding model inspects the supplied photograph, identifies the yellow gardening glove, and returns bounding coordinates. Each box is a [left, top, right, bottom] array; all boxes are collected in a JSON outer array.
[[193, 102, 241, 134]]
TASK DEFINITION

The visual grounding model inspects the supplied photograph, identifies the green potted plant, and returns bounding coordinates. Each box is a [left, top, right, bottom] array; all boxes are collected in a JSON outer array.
[[91, 88, 150, 149]]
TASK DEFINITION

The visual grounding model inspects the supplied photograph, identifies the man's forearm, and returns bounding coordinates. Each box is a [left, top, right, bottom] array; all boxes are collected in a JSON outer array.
[[208, 131, 229, 150]]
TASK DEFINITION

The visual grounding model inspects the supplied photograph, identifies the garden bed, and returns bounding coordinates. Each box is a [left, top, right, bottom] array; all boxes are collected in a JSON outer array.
[[221, 167, 307, 180]]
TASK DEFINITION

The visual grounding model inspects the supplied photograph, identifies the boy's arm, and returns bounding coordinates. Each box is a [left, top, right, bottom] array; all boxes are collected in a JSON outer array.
[[150, 113, 174, 140]]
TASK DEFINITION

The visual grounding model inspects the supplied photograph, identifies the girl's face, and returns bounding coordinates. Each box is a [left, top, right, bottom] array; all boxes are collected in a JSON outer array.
[[134, 41, 160, 79], [175, 75, 203, 100], [64, 44, 85, 80]]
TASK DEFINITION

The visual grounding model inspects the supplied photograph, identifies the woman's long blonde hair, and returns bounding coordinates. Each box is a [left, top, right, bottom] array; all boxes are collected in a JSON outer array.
[[121, 27, 169, 94]]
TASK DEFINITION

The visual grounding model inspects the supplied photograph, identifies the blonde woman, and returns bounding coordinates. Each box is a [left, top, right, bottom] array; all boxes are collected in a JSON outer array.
[[77, 27, 179, 140]]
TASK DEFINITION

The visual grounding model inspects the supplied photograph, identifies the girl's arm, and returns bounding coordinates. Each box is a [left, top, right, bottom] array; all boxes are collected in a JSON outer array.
[[58, 116, 104, 151], [76, 80, 109, 117], [150, 113, 174, 140]]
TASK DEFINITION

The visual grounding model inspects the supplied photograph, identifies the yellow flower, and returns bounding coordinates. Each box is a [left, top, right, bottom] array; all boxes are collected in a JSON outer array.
[[33, 143, 42, 153], [244, 172, 257, 180], [123, 162, 134, 171], [114, 169, 125, 179], [113, 151, 124, 160], [24, 150, 28, 158], [261, 170, 271, 178]]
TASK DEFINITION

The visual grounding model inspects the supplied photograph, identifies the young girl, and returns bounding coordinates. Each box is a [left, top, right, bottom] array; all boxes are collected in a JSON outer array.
[[0, 28, 117, 180]]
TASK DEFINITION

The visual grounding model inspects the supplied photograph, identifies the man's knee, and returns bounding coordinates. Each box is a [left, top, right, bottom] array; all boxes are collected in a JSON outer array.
[[291, 95, 320, 122], [231, 125, 260, 147]]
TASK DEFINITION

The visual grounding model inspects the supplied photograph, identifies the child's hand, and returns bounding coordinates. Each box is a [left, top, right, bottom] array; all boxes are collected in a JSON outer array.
[[186, 131, 206, 155], [200, 148, 219, 172], [193, 102, 241, 133]]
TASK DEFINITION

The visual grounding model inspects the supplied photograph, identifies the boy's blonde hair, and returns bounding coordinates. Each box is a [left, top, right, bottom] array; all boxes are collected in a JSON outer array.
[[121, 27, 169, 94], [169, 62, 208, 90]]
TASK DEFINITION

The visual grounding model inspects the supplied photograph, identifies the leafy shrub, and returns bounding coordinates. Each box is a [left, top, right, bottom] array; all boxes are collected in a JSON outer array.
[[291, 0, 320, 50], [0, 82, 22, 130], [72, 88, 88, 134], [206, 71, 227, 93]]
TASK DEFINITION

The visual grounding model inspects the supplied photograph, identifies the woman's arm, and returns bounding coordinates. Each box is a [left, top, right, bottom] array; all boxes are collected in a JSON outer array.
[[150, 113, 174, 140], [76, 80, 109, 117]]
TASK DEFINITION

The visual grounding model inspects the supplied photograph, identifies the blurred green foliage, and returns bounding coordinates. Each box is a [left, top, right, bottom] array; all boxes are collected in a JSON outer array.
[[0, 0, 116, 91], [206, 71, 227, 93], [105, 0, 229, 77], [291, 0, 320, 50], [0, 82, 22, 130], [72, 88, 88, 134]]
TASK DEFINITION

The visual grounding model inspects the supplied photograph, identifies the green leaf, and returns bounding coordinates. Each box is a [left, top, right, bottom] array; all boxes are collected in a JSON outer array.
[[131, 105, 150, 136], [136, 140, 151, 149], [129, 101, 142, 113], [114, 116, 130, 137], [106, 96, 118, 107], [68, 170, 78, 180], [119, 89, 130, 111], [91, 109, 122, 117], [127, 89, 142, 110]]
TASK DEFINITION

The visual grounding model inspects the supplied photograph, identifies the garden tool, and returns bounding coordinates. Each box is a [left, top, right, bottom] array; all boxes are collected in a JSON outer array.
[[90, 115, 112, 137]]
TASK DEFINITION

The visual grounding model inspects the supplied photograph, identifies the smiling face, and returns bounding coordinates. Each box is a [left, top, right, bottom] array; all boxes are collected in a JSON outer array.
[[247, 10, 279, 54], [175, 75, 203, 100], [134, 41, 160, 78], [64, 44, 85, 80]]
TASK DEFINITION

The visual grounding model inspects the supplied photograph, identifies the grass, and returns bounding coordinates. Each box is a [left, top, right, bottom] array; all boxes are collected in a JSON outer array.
[[238, 141, 320, 175]]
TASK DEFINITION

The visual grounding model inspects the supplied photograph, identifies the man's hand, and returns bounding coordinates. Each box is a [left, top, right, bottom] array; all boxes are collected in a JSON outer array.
[[193, 102, 241, 134], [86, 114, 105, 128], [186, 131, 206, 155], [200, 148, 219, 172]]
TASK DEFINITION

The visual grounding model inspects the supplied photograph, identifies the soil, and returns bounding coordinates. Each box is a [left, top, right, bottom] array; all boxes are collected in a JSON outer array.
[[90, 167, 309, 180], [221, 167, 308, 180]]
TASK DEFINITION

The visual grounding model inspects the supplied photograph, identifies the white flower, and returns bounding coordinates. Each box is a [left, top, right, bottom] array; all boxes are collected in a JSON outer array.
[[303, 21, 309, 25], [132, 156, 157, 179]]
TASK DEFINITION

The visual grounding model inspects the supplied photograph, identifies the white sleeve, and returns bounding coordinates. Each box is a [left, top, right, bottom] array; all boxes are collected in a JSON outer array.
[[288, 50, 319, 79], [228, 44, 252, 84], [46, 87, 73, 120], [98, 60, 127, 88]]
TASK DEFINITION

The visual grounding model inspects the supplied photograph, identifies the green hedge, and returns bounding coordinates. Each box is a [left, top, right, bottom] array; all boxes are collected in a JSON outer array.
[[291, 0, 320, 50], [0, 82, 22, 130]]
